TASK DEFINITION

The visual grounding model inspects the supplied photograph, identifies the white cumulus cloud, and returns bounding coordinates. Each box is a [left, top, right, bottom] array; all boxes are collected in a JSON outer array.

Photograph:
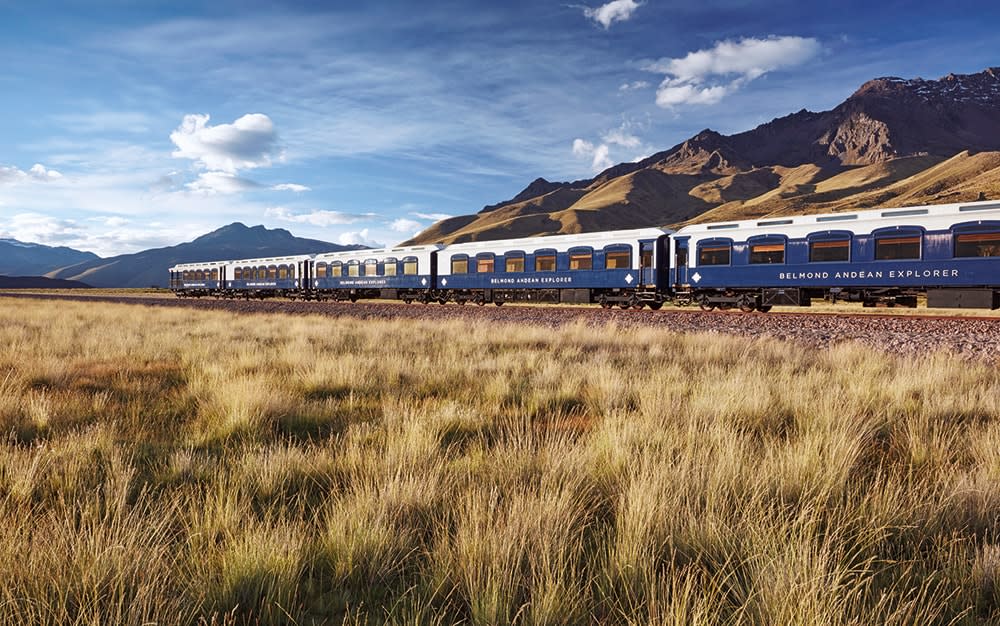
[[584, 0, 641, 29], [390, 218, 423, 234], [572, 139, 613, 173], [265, 206, 375, 227], [337, 229, 384, 248], [170, 113, 280, 173], [645, 36, 821, 108], [0, 163, 63, 185]]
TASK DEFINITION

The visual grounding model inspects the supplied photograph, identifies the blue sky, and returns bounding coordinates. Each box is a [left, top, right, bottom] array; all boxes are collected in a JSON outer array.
[[1, 0, 998, 256]]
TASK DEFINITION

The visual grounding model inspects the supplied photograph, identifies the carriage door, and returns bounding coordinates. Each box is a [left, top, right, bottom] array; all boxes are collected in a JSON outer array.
[[640, 241, 655, 287], [673, 238, 689, 287], [299, 261, 309, 290]]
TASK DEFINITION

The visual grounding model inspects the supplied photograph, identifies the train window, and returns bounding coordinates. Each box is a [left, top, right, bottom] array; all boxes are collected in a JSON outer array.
[[809, 239, 850, 262], [316, 263, 327, 278], [278, 266, 288, 280], [234, 267, 243, 280], [243, 267, 251, 280], [605, 250, 631, 269], [749, 243, 785, 264], [331, 262, 343, 277], [257, 267, 266, 280], [182, 271, 190, 280], [288, 265, 295, 279], [348, 261, 360, 277], [452, 257, 468, 274], [383, 258, 398, 276], [955, 232, 1000, 257], [569, 251, 592, 270], [875, 236, 921, 260], [698, 245, 731, 266], [403, 258, 418, 275], [210, 269, 219, 281], [505, 255, 524, 272], [365, 259, 378, 276], [476, 256, 494, 273], [535, 254, 556, 272]]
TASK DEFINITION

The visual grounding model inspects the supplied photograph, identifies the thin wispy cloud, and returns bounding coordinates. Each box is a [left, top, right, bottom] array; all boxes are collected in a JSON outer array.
[[645, 36, 821, 108], [271, 183, 311, 193], [573, 120, 650, 173], [264, 206, 376, 227], [583, 0, 642, 29], [413, 212, 453, 222], [186, 171, 261, 195]]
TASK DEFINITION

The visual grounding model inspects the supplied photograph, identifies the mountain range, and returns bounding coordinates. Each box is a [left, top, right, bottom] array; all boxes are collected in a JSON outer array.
[[0, 238, 100, 278], [405, 67, 1000, 245], [36, 223, 363, 288]]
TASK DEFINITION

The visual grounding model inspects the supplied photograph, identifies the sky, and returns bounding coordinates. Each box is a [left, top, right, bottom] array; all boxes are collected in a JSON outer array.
[[1, 0, 999, 257]]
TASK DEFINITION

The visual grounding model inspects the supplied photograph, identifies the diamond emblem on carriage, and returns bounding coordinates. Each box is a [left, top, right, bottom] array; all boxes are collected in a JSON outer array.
[[625, 273, 634, 284], [421, 278, 427, 286], [441, 278, 448, 286], [691, 272, 702, 283]]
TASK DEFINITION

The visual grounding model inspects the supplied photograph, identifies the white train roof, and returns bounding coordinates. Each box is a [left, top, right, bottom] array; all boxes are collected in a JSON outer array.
[[675, 199, 1000, 241], [439, 227, 670, 256], [224, 254, 315, 266], [313, 244, 442, 263]]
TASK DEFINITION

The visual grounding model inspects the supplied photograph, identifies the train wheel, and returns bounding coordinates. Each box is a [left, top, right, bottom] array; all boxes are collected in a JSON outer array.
[[495, 301, 504, 306], [403, 298, 412, 304], [631, 302, 644, 310], [647, 301, 663, 311], [439, 298, 448, 305], [738, 295, 756, 313], [757, 305, 773, 313], [698, 298, 716, 311]]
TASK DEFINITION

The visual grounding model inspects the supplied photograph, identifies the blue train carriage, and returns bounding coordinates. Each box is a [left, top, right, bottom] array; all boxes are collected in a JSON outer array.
[[671, 199, 1000, 311], [221, 254, 313, 299], [435, 228, 671, 308], [169, 260, 230, 297], [311, 245, 441, 302]]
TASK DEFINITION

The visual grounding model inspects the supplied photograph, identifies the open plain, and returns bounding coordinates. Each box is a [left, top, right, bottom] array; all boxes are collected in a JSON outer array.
[[1, 297, 999, 625]]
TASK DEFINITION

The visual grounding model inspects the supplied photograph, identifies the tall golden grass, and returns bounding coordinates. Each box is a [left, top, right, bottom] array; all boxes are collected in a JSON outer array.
[[0, 298, 998, 625]]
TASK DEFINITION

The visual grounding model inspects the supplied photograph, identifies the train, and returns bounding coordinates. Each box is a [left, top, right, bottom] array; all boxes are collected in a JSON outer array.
[[169, 199, 1000, 310]]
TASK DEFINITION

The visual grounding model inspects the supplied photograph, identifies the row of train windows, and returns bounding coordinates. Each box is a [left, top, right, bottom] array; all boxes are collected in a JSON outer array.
[[315, 260, 418, 278], [181, 269, 219, 280], [698, 232, 1000, 266], [232, 266, 294, 280], [451, 250, 630, 274]]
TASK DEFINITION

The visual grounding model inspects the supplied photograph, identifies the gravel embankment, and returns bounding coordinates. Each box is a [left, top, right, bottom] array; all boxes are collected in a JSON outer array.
[[5, 292, 1000, 362]]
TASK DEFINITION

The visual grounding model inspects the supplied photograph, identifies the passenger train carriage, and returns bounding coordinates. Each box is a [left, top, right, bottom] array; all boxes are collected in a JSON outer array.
[[436, 229, 669, 307], [169, 199, 1000, 310], [673, 200, 1000, 310], [311, 245, 440, 302]]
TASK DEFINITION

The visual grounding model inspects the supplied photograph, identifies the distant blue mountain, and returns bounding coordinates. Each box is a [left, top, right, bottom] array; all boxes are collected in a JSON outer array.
[[47, 222, 366, 288], [0, 238, 100, 276]]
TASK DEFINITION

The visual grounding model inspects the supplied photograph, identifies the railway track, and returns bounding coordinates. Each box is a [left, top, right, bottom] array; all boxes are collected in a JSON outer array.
[[4, 292, 1000, 362]]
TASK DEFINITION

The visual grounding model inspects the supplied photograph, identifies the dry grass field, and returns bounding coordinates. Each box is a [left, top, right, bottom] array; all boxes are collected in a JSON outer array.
[[1, 298, 999, 625]]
